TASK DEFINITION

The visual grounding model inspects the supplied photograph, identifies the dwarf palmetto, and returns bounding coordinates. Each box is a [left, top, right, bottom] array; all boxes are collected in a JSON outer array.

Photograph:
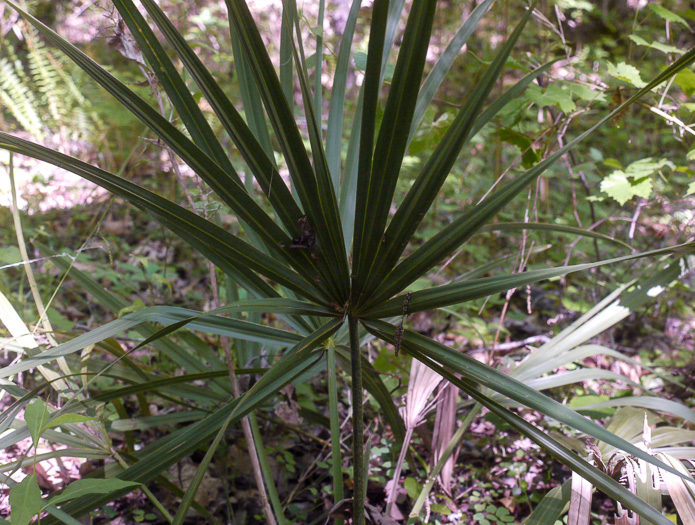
[[1, 0, 695, 523]]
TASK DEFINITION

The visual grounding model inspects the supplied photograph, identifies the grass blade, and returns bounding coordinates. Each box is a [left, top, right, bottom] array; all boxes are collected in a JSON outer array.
[[232, 318, 343, 418], [39, 322, 341, 523], [514, 257, 689, 377], [524, 480, 572, 525], [284, 0, 351, 300], [0, 306, 302, 379], [280, 0, 294, 108], [171, 412, 235, 524], [478, 222, 634, 250], [351, 0, 389, 293], [314, 0, 325, 129], [4, 0, 332, 287], [401, 356, 674, 525], [340, 0, 406, 252], [229, 24, 275, 161]]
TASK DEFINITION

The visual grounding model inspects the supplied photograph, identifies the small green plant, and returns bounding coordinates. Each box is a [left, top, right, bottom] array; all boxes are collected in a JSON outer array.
[[1, 1, 694, 524], [0, 21, 102, 141]]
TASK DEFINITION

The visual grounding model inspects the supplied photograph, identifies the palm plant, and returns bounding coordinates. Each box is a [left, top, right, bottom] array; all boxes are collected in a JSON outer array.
[[1, 0, 695, 523]]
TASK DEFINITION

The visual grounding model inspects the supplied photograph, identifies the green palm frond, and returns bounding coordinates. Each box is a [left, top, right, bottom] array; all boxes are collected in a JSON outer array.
[[1, 1, 694, 523]]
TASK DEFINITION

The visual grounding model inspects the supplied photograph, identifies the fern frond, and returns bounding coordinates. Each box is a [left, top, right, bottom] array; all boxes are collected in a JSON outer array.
[[0, 57, 44, 137]]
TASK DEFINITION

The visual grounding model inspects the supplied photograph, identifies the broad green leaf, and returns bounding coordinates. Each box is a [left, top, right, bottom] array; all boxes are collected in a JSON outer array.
[[24, 399, 50, 447], [339, 87, 363, 252], [629, 34, 683, 55], [10, 474, 42, 525], [686, 181, 695, 196], [512, 343, 679, 390], [600, 172, 652, 204], [525, 83, 576, 113], [649, 4, 689, 27], [524, 480, 571, 525], [88, 371, 253, 404], [607, 62, 647, 88], [470, 60, 560, 138], [599, 157, 672, 205], [497, 128, 540, 168], [47, 478, 141, 507], [675, 68, 695, 96], [0, 451, 108, 478]]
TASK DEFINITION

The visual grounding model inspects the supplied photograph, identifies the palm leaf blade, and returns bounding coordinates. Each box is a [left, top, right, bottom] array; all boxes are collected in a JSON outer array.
[[363, 319, 695, 488], [368, 46, 695, 302], [361, 243, 693, 316], [138, 0, 303, 235], [0, 132, 328, 304], [360, 2, 537, 300], [402, 355, 673, 525], [352, 0, 437, 299]]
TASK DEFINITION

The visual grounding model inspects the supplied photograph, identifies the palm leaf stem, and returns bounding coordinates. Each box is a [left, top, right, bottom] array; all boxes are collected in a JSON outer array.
[[348, 315, 366, 525]]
